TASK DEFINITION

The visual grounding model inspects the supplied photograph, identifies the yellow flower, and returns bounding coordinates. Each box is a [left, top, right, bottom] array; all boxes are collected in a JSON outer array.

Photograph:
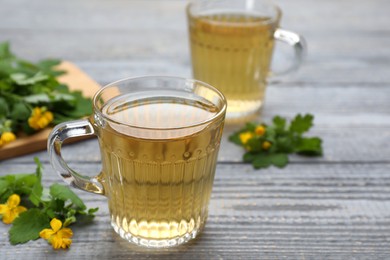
[[255, 126, 266, 136], [0, 132, 17, 147], [40, 218, 73, 249], [239, 132, 254, 144], [0, 194, 27, 224], [28, 107, 54, 130], [262, 141, 272, 150]]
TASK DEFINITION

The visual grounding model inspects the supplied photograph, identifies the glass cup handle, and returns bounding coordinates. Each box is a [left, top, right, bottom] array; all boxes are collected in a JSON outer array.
[[272, 28, 307, 76], [47, 119, 104, 195]]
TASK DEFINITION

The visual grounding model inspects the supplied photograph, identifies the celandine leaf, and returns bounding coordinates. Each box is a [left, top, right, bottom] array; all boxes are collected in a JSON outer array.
[[228, 113, 323, 170], [228, 133, 243, 146], [269, 153, 289, 168], [273, 116, 286, 131], [252, 154, 273, 169], [295, 137, 323, 156], [50, 183, 86, 210], [9, 209, 50, 244], [29, 158, 44, 206], [243, 152, 257, 162], [289, 114, 314, 134]]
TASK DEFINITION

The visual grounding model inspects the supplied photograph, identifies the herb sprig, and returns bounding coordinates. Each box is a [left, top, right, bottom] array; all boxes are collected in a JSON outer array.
[[229, 114, 323, 169], [0, 41, 92, 147], [0, 158, 98, 248]]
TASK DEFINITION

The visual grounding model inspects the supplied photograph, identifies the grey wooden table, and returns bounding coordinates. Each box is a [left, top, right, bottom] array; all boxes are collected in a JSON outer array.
[[1, 0, 390, 259]]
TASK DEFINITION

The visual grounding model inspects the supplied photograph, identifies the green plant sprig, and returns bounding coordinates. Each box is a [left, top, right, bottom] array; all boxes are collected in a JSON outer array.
[[0, 41, 92, 141], [0, 158, 98, 245], [229, 114, 323, 169]]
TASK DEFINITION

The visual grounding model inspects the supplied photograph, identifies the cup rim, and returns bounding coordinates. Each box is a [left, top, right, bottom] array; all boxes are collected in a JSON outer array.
[[92, 75, 227, 131], [187, 0, 282, 26]]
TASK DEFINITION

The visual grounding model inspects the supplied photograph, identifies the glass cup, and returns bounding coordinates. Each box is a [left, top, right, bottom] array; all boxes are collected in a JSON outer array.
[[47, 76, 227, 248], [187, 0, 306, 122]]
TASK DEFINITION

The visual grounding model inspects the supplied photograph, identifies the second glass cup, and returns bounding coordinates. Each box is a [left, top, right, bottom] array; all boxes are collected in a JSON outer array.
[[187, 0, 306, 121]]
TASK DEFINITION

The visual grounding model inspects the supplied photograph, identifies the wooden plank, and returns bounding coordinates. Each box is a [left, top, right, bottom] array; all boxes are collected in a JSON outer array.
[[1, 163, 390, 258], [73, 59, 390, 85], [2, 125, 389, 164], [0, 0, 388, 33], [0, 61, 100, 160], [1, 0, 390, 85]]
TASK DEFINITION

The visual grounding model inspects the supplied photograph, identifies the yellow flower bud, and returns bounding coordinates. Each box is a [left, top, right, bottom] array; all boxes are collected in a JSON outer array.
[[44, 111, 54, 122], [239, 132, 254, 144], [28, 107, 54, 130], [32, 107, 42, 116], [262, 141, 272, 150], [255, 126, 266, 136], [1, 132, 16, 144]]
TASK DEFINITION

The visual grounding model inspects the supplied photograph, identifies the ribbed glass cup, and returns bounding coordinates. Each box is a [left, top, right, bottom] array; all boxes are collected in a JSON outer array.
[[47, 76, 227, 248]]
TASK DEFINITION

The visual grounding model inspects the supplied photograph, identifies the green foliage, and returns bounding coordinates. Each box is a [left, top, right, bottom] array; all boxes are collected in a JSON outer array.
[[0, 158, 98, 245], [50, 184, 86, 210], [9, 209, 50, 244], [0, 41, 92, 136], [28, 158, 43, 206], [229, 114, 323, 169]]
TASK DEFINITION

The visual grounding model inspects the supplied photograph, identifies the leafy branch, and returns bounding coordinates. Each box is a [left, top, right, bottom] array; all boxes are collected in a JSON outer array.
[[0, 158, 98, 246], [229, 114, 323, 169]]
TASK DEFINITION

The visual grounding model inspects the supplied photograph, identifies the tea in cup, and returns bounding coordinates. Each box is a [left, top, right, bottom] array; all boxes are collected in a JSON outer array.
[[48, 76, 226, 248]]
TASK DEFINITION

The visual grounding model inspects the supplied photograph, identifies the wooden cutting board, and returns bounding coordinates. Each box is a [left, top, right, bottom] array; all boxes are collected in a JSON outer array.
[[0, 61, 101, 161]]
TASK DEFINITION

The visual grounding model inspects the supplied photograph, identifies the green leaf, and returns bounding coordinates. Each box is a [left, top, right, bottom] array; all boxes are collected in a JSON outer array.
[[0, 97, 9, 116], [252, 153, 289, 169], [289, 114, 314, 134], [0, 173, 37, 202], [66, 91, 92, 117], [246, 137, 263, 152], [252, 155, 273, 169], [29, 158, 44, 206], [88, 207, 99, 215], [273, 116, 286, 131], [245, 122, 258, 132], [243, 152, 257, 162], [37, 59, 65, 77], [0, 179, 9, 199], [14, 174, 37, 195], [52, 92, 92, 124], [295, 137, 323, 156], [50, 183, 86, 210], [228, 133, 242, 146], [269, 153, 289, 168], [37, 59, 61, 69], [0, 42, 13, 59], [10, 102, 30, 121], [275, 136, 294, 153], [63, 216, 77, 227], [9, 208, 50, 244], [76, 207, 99, 224], [24, 93, 51, 104], [10, 72, 48, 85]]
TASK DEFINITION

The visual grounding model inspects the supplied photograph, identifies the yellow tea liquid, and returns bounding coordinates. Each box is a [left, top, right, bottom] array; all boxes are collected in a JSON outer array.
[[98, 93, 224, 247], [189, 13, 276, 119]]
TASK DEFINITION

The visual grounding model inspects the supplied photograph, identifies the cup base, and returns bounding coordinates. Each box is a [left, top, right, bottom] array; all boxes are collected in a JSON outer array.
[[111, 221, 200, 248]]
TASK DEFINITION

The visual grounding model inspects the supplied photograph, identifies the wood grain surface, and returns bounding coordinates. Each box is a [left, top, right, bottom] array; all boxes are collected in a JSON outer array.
[[1, 0, 389, 259]]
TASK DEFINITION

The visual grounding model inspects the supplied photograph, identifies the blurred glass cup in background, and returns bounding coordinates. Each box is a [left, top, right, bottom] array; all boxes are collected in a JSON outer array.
[[187, 0, 306, 122]]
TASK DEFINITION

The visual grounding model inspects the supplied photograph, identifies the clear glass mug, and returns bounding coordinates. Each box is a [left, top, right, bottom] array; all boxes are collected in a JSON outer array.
[[187, 0, 306, 122], [47, 76, 227, 248]]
